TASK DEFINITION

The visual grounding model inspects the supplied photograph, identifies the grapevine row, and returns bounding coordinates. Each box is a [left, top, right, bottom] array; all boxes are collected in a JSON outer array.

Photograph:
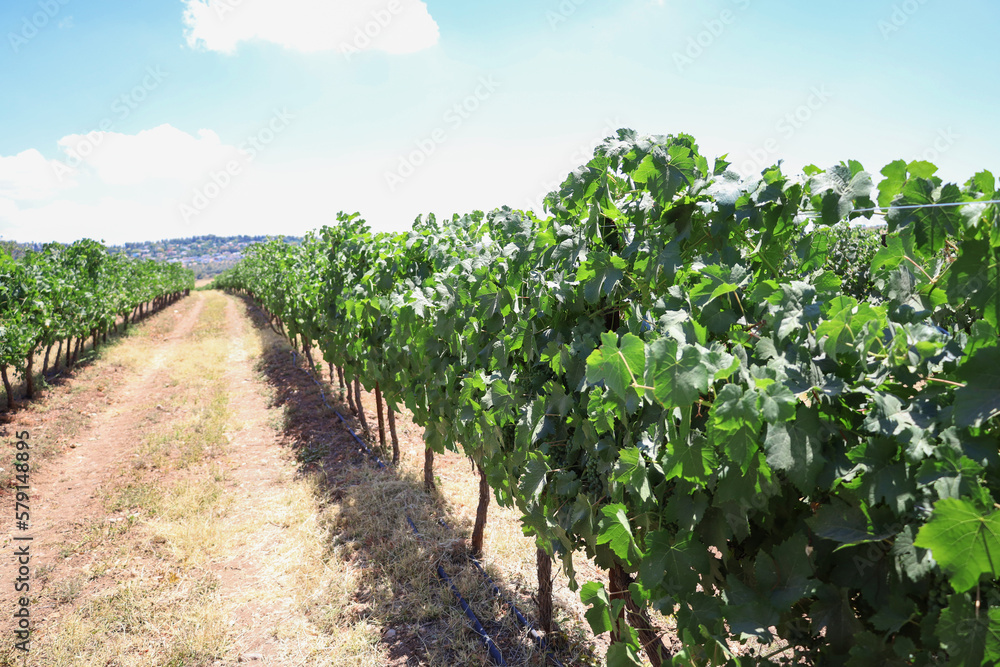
[[0, 239, 195, 409], [216, 130, 1000, 666]]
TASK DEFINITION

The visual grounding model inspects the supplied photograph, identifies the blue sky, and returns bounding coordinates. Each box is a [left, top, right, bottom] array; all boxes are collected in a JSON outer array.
[[0, 0, 997, 243]]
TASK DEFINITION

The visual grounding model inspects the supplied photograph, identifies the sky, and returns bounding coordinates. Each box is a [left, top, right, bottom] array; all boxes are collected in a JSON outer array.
[[0, 0, 998, 244]]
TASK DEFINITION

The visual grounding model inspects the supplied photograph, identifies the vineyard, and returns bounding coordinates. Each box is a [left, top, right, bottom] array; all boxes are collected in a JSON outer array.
[[212, 130, 1000, 666], [0, 240, 194, 410]]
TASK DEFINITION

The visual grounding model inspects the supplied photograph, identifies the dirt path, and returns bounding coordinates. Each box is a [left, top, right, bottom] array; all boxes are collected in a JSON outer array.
[[0, 291, 339, 666], [0, 291, 604, 667], [1, 297, 206, 576], [206, 295, 322, 661]]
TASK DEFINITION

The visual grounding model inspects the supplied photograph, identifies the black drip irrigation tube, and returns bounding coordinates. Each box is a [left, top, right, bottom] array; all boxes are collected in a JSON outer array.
[[438, 520, 565, 667], [471, 558, 564, 667], [287, 350, 387, 469], [406, 518, 507, 665], [285, 347, 506, 665]]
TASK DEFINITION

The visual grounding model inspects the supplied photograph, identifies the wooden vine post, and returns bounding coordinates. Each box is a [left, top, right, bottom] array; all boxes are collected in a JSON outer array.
[[354, 378, 371, 438], [374, 382, 387, 453], [386, 407, 400, 464], [471, 464, 490, 558], [537, 547, 553, 634], [345, 375, 357, 414], [424, 446, 435, 493], [609, 564, 668, 666], [303, 339, 316, 370], [1, 366, 12, 410], [24, 346, 37, 399]]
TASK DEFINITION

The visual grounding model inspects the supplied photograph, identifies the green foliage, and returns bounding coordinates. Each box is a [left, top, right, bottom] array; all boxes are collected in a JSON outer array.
[[0, 240, 194, 372], [217, 131, 1000, 665], [798, 222, 884, 302], [916, 499, 1000, 593]]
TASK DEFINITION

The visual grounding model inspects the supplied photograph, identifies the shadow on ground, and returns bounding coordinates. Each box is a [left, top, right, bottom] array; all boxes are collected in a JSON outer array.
[[236, 294, 599, 667]]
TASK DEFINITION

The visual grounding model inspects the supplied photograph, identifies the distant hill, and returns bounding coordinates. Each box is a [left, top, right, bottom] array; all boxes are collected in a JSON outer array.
[[114, 235, 303, 279], [0, 235, 301, 280]]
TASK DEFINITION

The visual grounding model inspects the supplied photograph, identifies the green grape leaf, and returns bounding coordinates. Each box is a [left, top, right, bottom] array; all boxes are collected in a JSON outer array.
[[763, 406, 827, 494], [807, 503, 894, 547], [644, 338, 708, 408], [870, 234, 907, 275], [810, 165, 874, 225], [597, 504, 638, 564], [703, 344, 739, 380], [845, 632, 900, 667], [580, 581, 613, 635], [613, 448, 652, 503], [946, 240, 1000, 328], [971, 170, 996, 197], [663, 433, 717, 483], [815, 296, 883, 361], [723, 575, 778, 639], [953, 346, 1000, 428], [891, 525, 936, 582], [906, 160, 938, 179], [758, 377, 797, 423], [936, 593, 1000, 666], [606, 643, 644, 667], [708, 383, 762, 471], [915, 498, 1000, 593], [755, 534, 817, 607], [578, 252, 628, 304], [869, 596, 915, 634], [639, 530, 709, 595], [878, 160, 908, 209], [586, 332, 644, 400], [519, 455, 549, 503], [810, 586, 863, 654]]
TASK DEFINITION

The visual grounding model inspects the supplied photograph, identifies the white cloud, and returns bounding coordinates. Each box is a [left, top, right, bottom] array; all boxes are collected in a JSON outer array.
[[0, 134, 571, 244], [0, 198, 176, 246], [56, 124, 235, 186], [182, 0, 440, 56], [0, 149, 73, 201], [0, 124, 250, 244]]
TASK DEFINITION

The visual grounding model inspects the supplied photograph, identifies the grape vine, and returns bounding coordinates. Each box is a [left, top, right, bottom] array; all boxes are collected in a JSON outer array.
[[0, 240, 194, 409], [216, 131, 1000, 666]]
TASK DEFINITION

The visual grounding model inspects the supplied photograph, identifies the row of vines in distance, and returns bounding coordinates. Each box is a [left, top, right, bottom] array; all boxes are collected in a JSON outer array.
[[0, 239, 195, 409], [215, 130, 1000, 666]]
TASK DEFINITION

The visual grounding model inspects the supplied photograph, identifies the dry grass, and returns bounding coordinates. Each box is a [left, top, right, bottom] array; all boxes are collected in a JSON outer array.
[[103, 479, 163, 515], [212, 463, 391, 664], [31, 574, 230, 667], [317, 463, 556, 665], [240, 296, 605, 666]]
